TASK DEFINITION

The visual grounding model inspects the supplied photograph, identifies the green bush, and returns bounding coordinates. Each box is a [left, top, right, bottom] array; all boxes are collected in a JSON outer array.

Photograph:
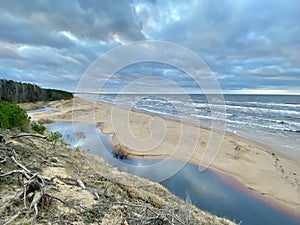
[[48, 131, 62, 145], [31, 121, 46, 134], [0, 100, 30, 131]]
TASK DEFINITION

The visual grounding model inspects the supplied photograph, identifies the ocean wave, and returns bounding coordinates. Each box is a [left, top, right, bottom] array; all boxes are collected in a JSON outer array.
[[190, 114, 300, 133], [242, 116, 300, 127], [96, 95, 300, 136], [223, 104, 300, 116], [192, 102, 300, 117], [227, 120, 300, 133], [283, 129, 300, 133], [225, 101, 300, 110]]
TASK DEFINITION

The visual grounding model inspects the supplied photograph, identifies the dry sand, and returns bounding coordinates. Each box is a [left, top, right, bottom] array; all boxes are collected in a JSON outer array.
[[19, 100, 50, 111], [28, 97, 300, 216]]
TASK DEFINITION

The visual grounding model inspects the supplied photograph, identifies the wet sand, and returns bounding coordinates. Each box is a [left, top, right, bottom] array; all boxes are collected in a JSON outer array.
[[28, 97, 300, 216]]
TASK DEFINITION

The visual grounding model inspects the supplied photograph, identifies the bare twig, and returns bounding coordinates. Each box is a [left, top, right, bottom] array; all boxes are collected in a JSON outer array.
[[11, 156, 31, 173], [0, 169, 23, 177], [0, 157, 6, 163], [23, 185, 27, 208], [94, 191, 100, 200], [30, 191, 43, 217], [12, 148, 18, 157], [0, 169, 31, 179], [3, 211, 21, 225]]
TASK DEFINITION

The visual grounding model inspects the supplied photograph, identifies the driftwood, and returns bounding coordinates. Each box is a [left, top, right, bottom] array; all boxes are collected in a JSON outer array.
[[10, 133, 48, 140]]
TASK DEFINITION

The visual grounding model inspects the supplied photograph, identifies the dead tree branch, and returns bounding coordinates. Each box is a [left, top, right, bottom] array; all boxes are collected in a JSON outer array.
[[10, 133, 48, 140], [11, 156, 31, 173], [0, 156, 51, 222]]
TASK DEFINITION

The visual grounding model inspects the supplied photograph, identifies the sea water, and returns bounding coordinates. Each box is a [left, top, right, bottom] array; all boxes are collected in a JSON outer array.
[[91, 94, 300, 160]]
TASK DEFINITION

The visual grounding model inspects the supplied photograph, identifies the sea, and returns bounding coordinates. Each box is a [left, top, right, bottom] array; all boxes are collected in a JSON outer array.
[[86, 94, 300, 160]]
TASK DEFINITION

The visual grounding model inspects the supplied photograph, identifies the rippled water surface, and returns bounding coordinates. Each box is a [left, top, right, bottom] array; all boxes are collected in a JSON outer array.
[[79, 94, 300, 159]]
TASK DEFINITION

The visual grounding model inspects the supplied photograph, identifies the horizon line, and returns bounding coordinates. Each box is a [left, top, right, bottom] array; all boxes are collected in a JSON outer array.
[[73, 91, 300, 96]]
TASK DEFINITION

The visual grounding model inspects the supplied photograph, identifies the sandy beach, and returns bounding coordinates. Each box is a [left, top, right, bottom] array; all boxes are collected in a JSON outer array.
[[28, 97, 300, 216]]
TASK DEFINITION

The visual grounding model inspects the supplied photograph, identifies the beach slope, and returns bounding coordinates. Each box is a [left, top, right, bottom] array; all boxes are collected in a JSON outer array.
[[28, 97, 300, 215], [0, 128, 235, 225]]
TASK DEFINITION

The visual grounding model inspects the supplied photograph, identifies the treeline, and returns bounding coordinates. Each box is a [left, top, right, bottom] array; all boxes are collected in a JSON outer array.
[[0, 79, 73, 103]]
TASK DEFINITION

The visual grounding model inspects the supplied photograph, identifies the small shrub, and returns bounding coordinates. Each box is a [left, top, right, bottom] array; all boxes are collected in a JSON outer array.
[[31, 121, 46, 134], [48, 131, 62, 145], [0, 100, 30, 131]]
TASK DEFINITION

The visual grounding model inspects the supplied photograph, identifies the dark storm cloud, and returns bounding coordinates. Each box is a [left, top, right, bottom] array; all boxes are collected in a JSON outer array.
[[0, 0, 145, 90], [0, 0, 144, 46], [141, 0, 300, 91], [0, 0, 299, 93], [149, 0, 299, 54]]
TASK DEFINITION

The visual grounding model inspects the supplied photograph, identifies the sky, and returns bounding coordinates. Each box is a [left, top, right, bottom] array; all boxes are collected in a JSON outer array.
[[0, 0, 299, 94]]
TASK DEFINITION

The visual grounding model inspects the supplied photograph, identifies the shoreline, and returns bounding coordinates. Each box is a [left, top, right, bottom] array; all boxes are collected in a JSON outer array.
[[110, 147, 300, 220], [27, 96, 300, 217]]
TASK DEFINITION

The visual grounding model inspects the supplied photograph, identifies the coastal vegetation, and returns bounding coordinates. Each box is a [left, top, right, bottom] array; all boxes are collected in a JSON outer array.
[[0, 79, 73, 103], [0, 100, 30, 131], [48, 131, 63, 146], [30, 121, 46, 134]]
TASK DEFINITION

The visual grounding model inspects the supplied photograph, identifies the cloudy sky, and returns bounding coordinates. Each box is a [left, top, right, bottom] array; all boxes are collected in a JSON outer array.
[[0, 0, 299, 94]]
